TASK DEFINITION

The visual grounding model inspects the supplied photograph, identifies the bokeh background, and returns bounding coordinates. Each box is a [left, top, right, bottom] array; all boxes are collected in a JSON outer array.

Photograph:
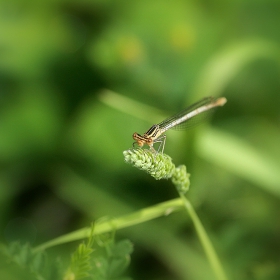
[[1, 0, 280, 279]]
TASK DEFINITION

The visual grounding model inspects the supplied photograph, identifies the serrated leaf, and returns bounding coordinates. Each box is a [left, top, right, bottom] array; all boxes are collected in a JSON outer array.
[[47, 258, 63, 280], [111, 240, 133, 258], [108, 256, 131, 278], [92, 257, 108, 278], [8, 242, 22, 256], [30, 251, 46, 274], [14, 243, 32, 267]]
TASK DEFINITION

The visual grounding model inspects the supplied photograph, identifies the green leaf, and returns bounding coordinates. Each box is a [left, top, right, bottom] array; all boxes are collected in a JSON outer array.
[[196, 128, 280, 196], [192, 40, 280, 99], [30, 251, 46, 274], [111, 240, 133, 258], [108, 256, 131, 278], [92, 257, 108, 279], [107, 240, 133, 278], [14, 243, 32, 267]]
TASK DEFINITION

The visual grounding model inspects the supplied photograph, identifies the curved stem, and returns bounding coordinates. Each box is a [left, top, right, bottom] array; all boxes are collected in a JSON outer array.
[[178, 192, 228, 280], [34, 198, 184, 252]]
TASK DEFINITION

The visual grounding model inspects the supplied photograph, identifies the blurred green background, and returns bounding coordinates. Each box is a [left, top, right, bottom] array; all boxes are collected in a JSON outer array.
[[1, 0, 280, 279]]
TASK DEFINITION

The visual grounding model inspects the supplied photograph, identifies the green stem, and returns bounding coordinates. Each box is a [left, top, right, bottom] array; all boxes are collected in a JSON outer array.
[[123, 148, 228, 279], [178, 192, 228, 280], [34, 198, 184, 252]]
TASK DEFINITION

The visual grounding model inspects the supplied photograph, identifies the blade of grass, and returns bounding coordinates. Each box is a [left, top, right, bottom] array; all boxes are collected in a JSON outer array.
[[99, 89, 165, 123], [33, 198, 184, 252], [196, 128, 280, 197], [192, 40, 280, 99]]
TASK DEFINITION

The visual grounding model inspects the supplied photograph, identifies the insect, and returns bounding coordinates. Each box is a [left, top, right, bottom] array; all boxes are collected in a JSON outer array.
[[132, 96, 227, 153]]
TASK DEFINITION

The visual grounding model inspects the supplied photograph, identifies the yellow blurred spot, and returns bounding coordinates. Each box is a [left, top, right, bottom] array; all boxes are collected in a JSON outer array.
[[117, 35, 145, 64], [169, 24, 195, 52]]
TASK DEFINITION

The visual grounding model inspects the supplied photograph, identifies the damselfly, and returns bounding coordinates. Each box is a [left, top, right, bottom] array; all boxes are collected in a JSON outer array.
[[133, 96, 227, 153]]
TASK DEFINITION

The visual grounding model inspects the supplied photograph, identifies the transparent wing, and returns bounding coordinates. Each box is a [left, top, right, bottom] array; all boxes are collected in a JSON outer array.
[[158, 96, 218, 131]]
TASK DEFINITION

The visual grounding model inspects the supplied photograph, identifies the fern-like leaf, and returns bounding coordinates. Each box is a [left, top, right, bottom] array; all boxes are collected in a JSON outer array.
[[64, 224, 95, 280], [0, 242, 62, 280]]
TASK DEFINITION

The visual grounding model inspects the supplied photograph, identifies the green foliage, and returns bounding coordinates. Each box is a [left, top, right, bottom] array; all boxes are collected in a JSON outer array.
[[123, 148, 176, 180], [123, 148, 190, 193], [91, 239, 133, 280], [63, 225, 133, 280], [1, 0, 280, 279], [123, 148, 226, 280], [64, 225, 95, 280], [0, 229, 133, 280], [0, 242, 62, 280], [172, 165, 190, 194]]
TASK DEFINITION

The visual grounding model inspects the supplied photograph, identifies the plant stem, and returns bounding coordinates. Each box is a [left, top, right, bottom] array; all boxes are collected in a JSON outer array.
[[178, 191, 228, 280], [33, 198, 184, 252]]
